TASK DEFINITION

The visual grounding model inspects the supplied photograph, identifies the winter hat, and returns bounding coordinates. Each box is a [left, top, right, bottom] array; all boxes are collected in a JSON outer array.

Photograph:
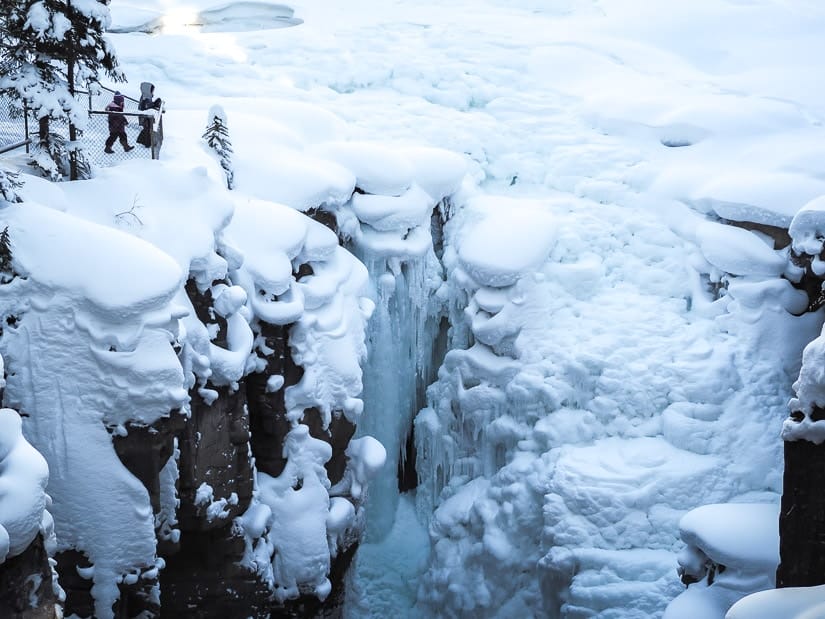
[[113, 91, 124, 105]]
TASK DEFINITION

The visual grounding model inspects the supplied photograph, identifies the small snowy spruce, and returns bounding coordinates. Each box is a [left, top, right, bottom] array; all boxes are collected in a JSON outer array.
[[0, 168, 22, 204], [0, 226, 12, 281], [0, 0, 123, 180], [202, 105, 235, 189]]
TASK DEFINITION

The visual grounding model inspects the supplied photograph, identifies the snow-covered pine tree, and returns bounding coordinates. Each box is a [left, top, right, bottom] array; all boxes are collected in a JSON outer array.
[[0, 0, 124, 180], [0, 167, 23, 204], [0, 226, 13, 282], [202, 105, 235, 190]]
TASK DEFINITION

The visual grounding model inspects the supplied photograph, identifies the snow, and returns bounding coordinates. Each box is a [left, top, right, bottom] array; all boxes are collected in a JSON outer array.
[[1, 202, 182, 318], [727, 585, 825, 619], [664, 503, 780, 619], [345, 437, 387, 501], [1, 0, 823, 615], [790, 196, 825, 260], [785, 329, 825, 444], [0, 407, 49, 561], [0, 203, 187, 616], [457, 197, 557, 288], [694, 221, 787, 278], [312, 142, 413, 197], [257, 425, 334, 602]]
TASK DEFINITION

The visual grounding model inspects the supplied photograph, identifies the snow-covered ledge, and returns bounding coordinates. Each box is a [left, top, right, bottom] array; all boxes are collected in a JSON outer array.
[[664, 503, 779, 619]]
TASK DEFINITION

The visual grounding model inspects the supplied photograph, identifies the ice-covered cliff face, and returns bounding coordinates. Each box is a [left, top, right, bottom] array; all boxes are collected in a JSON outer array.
[[411, 192, 821, 617], [3, 0, 825, 615], [0, 94, 471, 615]]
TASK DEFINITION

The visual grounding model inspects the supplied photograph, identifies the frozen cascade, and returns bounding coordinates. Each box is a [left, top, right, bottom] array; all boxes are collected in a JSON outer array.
[[351, 237, 445, 540], [325, 142, 465, 543], [328, 143, 465, 618]]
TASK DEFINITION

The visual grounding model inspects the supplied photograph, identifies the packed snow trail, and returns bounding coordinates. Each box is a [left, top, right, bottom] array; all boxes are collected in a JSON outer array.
[[106, 1, 825, 617]]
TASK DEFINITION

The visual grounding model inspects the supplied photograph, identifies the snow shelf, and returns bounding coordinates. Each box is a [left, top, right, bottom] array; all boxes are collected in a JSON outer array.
[[457, 196, 556, 288], [678, 503, 779, 572]]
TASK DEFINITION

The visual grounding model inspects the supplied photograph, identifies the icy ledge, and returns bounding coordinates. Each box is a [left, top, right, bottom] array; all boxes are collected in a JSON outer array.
[[664, 503, 779, 619]]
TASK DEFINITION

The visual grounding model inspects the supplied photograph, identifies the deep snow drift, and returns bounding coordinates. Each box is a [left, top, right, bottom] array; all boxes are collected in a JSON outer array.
[[3, 0, 825, 617]]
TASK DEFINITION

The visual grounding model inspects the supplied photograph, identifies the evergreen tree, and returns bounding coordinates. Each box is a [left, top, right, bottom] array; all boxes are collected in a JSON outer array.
[[0, 0, 124, 180], [202, 105, 235, 190], [0, 226, 13, 282], [0, 167, 23, 203]]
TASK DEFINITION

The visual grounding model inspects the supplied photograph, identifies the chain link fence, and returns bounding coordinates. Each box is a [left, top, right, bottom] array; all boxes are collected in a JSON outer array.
[[0, 95, 30, 155], [0, 84, 163, 167]]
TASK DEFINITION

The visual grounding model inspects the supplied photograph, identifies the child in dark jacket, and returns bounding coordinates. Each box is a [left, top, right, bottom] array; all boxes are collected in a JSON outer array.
[[104, 92, 134, 153]]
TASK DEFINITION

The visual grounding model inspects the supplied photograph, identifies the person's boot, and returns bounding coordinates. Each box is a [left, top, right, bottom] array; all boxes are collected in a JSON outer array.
[[124, 145, 134, 152], [104, 147, 114, 154]]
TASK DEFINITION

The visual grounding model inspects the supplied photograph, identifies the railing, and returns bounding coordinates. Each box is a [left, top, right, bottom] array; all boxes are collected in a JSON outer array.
[[86, 110, 163, 166], [0, 83, 163, 167]]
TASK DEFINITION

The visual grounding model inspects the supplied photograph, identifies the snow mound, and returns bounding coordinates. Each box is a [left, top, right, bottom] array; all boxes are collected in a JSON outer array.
[[727, 585, 825, 619], [678, 503, 779, 572], [311, 141, 413, 196], [457, 197, 556, 288], [665, 503, 779, 619], [0, 408, 49, 561], [789, 195, 825, 258], [695, 221, 786, 278], [692, 172, 825, 228], [2, 202, 182, 317]]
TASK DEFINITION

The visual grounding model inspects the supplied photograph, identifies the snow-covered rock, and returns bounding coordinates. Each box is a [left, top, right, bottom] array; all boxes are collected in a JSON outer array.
[[0, 408, 49, 562], [665, 503, 779, 619]]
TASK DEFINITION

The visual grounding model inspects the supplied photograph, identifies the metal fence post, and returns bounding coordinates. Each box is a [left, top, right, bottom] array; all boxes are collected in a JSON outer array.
[[23, 102, 29, 153], [150, 116, 156, 160]]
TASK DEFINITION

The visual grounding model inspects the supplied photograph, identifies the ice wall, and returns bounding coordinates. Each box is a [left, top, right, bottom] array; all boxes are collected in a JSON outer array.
[[414, 192, 822, 617]]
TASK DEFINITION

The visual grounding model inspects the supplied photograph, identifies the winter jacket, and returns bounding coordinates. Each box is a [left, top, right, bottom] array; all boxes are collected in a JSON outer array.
[[138, 82, 161, 112], [106, 103, 127, 132]]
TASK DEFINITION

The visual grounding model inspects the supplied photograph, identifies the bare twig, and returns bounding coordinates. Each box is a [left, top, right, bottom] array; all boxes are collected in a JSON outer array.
[[114, 194, 144, 227]]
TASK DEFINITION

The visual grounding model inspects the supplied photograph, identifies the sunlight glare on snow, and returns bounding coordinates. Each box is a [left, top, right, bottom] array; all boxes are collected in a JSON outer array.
[[160, 5, 199, 34], [160, 5, 248, 62]]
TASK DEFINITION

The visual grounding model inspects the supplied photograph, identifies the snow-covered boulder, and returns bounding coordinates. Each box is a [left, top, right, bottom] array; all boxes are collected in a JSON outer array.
[[664, 503, 779, 619]]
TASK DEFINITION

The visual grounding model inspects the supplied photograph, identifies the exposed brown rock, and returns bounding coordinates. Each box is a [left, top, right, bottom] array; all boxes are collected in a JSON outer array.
[[112, 413, 184, 515], [176, 385, 253, 532], [160, 525, 271, 618], [246, 321, 300, 478], [0, 534, 58, 619]]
